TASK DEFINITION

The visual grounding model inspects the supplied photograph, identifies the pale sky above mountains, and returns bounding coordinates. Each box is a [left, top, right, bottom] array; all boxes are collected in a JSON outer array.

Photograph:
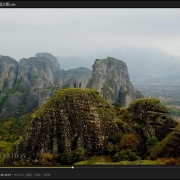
[[1, 8, 180, 60]]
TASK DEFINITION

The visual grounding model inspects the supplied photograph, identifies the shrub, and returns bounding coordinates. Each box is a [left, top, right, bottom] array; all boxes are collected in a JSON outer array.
[[117, 134, 140, 151], [112, 103, 121, 109], [149, 129, 180, 160], [106, 142, 114, 154], [39, 153, 53, 165], [146, 136, 159, 151], [67, 148, 86, 164], [110, 133, 123, 144], [60, 154, 68, 165], [0, 96, 7, 107], [113, 149, 140, 162], [156, 158, 180, 165], [116, 108, 131, 123]]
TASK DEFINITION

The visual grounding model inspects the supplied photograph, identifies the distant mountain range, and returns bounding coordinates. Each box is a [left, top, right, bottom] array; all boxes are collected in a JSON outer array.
[[56, 47, 180, 84]]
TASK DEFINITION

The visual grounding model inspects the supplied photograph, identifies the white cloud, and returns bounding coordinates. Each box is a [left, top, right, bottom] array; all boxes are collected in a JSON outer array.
[[1, 8, 180, 60]]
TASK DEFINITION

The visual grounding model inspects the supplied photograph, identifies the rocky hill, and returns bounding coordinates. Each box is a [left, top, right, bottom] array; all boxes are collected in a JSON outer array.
[[4, 88, 133, 165], [0, 53, 92, 120], [0, 53, 61, 120], [86, 57, 143, 107], [127, 98, 179, 154], [3, 90, 179, 165]]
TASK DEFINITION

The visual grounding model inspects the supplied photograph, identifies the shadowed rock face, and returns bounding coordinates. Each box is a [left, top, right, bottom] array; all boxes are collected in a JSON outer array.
[[0, 53, 61, 120], [4, 88, 133, 165], [0, 56, 18, 97], [0, 53, 93, 120], [17, 53, 61, 110], [86, 57, 142, 107], [128, 98, 179, 141], [0, 56, 19, 119]]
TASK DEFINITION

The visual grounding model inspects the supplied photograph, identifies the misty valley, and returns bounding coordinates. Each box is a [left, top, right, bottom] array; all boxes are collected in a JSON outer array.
[[0, 52, 180, 166]]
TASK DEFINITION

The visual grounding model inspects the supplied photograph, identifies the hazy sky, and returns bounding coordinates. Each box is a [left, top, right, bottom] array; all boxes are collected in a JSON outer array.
[[1, 8, 180, 60]]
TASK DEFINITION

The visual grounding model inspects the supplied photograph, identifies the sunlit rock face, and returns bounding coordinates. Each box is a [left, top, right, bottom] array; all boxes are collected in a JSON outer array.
[[86, 57, 143, 107]]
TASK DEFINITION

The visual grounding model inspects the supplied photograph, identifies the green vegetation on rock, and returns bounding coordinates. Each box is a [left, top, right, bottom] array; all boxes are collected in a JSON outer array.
[[150, 125, 180, 159], [117, 134, 140, 151], [113, 149, 140, 162], [146, 136, 159, 151], [4, 88, 135, 165], [0, 115, 31, 164], [0, 96, 7, 107], [67, 148, 87, 165], [128, 98, 168, 113]]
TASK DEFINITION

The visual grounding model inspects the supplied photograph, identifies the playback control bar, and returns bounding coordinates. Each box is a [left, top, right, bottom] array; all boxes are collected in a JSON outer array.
[[0, 173, 51, 178], [0, 165, 180, 179]]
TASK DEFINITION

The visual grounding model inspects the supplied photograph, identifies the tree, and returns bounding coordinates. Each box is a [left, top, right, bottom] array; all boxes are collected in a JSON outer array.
[[146, 136, 159, 151], [112, 103, 121, 109], [110, 133, 123, 144], [117, 134, 140, 151], [106, 142, 114, 154], [67, 148, 86, 164], [39, 153, 53, 165], [113, 149, 140, 162]]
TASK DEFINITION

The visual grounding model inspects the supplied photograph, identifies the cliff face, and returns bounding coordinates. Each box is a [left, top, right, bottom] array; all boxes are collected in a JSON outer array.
[[0, 53, 61, 120], [60, 67, 92, 89], [0, 53, 93, 120], [36, 52, 61, 84], [86, 57, 141, 107], [0, 56, 18, 97], [128, 98, 178, 141], [17, 52, 61, 108], [4, 89, 133, 165]]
